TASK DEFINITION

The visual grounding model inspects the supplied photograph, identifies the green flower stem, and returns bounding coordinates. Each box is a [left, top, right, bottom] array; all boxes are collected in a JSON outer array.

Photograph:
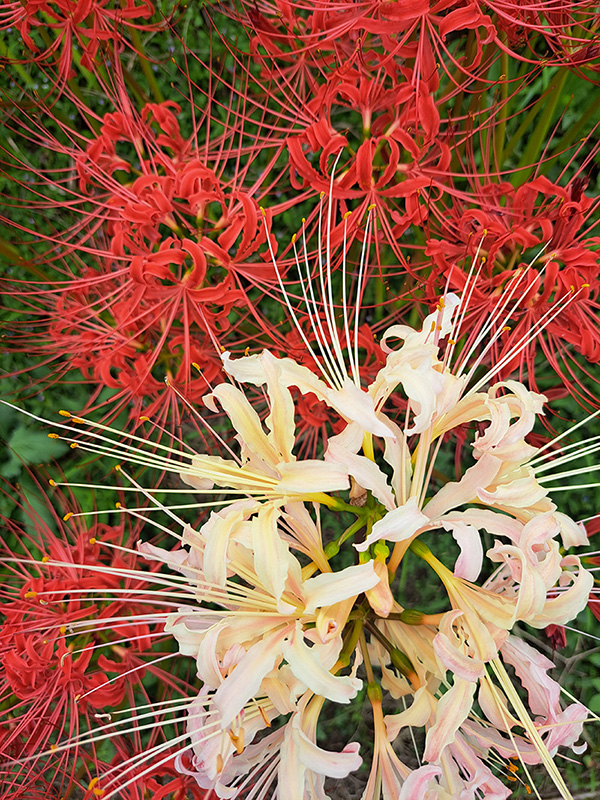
[[128, 27, 165, 104], [493, 34, 509, 172], [511, 67, 569, 186]]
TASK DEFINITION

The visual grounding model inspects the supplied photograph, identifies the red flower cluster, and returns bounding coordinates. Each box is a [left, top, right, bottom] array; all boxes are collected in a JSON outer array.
[[0, 485, 202, 798], [1, 0, 163, 86]]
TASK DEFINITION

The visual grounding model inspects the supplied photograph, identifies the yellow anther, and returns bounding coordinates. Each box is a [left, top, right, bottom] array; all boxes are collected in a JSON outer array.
[[344, 210, 352, 219], [320, 191, 325, 199], [42, 556, 50, 563], [583, 283, 590, 288], [114, 464, 122, 472], [244, 347, 250, 356], [192, 363, 201, 372], [448, 338, 456, 345], [49, 478, 56, 486], [507, 763, 519, 773], [291, 233, 297, 244], [71, 417, 84, 424], [507, 775, 517, 782], [50, 744, 58, 751], [48, 433, 60, 439], [501, 326, 511, 332], [75, 694, 81, 702], [70, 442, 79, 449], [367, 203, 376, 211], [301, 217, 306, 224], [229, 728, 245, 754], [115, 502, 122, 509], [60, 626, 67, 635], [430, 321, 436, 332], [438, 297, 445, 308], [63, 512, 73, 521], [570, 285, 575, 292], [259, 206, 265, 216], [59, 410, 71, 417], [24, 590, 37, 599], [525, 785, 531, 795], [220, 345, 225, 352], [89, 537, 97, 545], [482, 228, 487, 235], [139, 415, 150, 422]]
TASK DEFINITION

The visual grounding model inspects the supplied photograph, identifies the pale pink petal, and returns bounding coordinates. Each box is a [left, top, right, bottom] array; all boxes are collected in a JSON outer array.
[[397, 764, 442, 799], [355, 497, 429, 552], [381, 294, 461, 353], [433, 622, 485, 681], [439, 519, 483, 581], [365, 560, 395, 617], [423, 677, 476, 762]]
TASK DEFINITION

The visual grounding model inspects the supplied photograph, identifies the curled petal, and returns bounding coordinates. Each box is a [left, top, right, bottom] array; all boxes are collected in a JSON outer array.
[[355, 497, 429, 552]]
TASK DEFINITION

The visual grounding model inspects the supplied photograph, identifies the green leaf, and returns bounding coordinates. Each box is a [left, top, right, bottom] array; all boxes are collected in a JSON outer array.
[[1, 425, 69, 479]]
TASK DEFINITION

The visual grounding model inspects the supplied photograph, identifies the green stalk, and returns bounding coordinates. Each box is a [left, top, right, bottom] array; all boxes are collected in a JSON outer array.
[[128, 27, 164, 104], [548, 90, 600, 157], [493, 35, 509, 174], [511, 66, 568, 186]]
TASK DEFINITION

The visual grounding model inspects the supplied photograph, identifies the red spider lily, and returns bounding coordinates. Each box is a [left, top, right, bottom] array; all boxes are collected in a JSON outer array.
[[1, 93, 286, 424], [235, 0, 600, 75], [0, 478, 199, 797], [0, 0, 163, 88], [422, 175, 600, 408]]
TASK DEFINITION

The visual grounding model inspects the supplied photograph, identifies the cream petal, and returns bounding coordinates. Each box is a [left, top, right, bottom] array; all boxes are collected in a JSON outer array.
[[251, 504, 290, 605], [275, 460, 350, 494], [213, 625, 290, 728], [424, 454, 503, 520], [355, 497, 429, 552], [527, 556, 593, 628], [303, 562, 380, 614], [294, 724, 362, 778], [326, 435, 395, 510], [261, 350, 297, 462], [555, 511, 588, 547], [282, 624, 361, 703], [477, 472, 548, 509], [209, 382, 279, 466], [385, 686, 436, 743]]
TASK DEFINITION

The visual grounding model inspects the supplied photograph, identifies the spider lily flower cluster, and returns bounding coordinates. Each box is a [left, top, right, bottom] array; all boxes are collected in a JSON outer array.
[[35, 280, 595, 800]]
